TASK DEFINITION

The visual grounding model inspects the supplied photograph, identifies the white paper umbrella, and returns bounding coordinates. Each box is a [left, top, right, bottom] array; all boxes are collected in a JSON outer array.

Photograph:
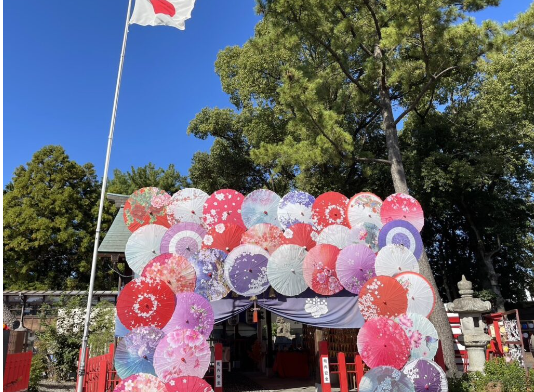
[[167, 188, 209, 226], [316, 224, 359, 249], [267, 244, 308, 296], [125, 224, 168, 274], [375, 244, 419, 277], [347, 192, 383, 229], [241, 189, 282, 228], [395, 272, 436, 318], [394, 313, 439, 360]]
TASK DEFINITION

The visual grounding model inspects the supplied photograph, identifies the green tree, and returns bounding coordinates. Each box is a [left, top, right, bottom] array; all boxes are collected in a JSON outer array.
[[107, 163, 188, 195], [3, 146, 116, 290]]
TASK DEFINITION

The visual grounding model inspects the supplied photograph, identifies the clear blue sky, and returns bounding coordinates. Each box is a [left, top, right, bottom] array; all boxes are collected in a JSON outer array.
[[3, 0, 532, 187]]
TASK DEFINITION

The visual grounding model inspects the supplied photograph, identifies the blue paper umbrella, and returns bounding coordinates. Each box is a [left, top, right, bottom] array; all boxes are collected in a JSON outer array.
[[359, 366, 415, 392], [241, 189, 282, 228], [114, 326, 165, 379]]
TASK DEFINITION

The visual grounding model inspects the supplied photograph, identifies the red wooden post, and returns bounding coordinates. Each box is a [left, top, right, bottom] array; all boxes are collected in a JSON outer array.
[[319, 340, 328, 356], [97, 359, 108, 392], [76, 348, 83, 392], [214, 343, 223, 392], [337, 352, 349, 392], [319, 354, 332, 392], [355, 354, 364, 389]]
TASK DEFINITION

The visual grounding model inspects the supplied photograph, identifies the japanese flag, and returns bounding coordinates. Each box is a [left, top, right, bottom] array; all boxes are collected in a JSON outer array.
[[130, 0, 196, 30]]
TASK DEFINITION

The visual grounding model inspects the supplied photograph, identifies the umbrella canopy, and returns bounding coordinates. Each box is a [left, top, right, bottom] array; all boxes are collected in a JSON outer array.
[[160, 223, 206, 259], [375, 245, 419, 277], [141, 253, 197, 294], [189, 249, 230, 301], [241, 223, 284, 254], [203, 189, 246, 229], [125, 224, 168, 275], [359, 366, 415, 392], [241, 189, 282, 228], [311, 192, 349, 231], [123, 187, 172, 232], [358, 276, 408, 320], [277, 191, 316, 230], [394, 314, 439, 361], [167, 188, 209, 226], [379, 220, 423, 260], [224, 244, 271, 296], [267, 244, 308, 296], [350, 222, 381, 253], [302, 244, 343, 295], [381, 193, 424, 232], [403, 359, 447, 392], [113, 373, 167, 392], [115, 326, 165, 379], [153, 328, 211, 381], [357, 317, 411, 369], [335, 244, 376, 295], [165, 376, 214, 392], [282, 223, 318, 251], [116, 277, 176, 330], [203, 223, 245, 253], [316, 225, 358, 249], [347, 192, 383, 229], [395, 272, 436, 318], [163, 292, 215, 337]]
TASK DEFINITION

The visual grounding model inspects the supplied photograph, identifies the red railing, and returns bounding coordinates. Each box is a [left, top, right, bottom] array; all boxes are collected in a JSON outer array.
[[4, 351, 33, 392], [76, 344, 118, 392], [319, 341, 367, 392]]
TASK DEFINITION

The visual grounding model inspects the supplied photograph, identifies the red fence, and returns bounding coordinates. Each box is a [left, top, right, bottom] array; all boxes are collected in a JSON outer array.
[[3, 351, 33, 392]]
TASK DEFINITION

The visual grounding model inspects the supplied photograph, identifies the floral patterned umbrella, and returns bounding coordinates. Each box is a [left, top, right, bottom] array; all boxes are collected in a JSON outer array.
[[277, 191, 315, 230], [267, 244, 308, 296], [357, 317, 411, 369], [142, 253, 196, 294], [379, 220, 423, 260], [153, 328, 211, 381], [350, 222, 381, 252], [167, 188, 209, 226], [282, 223, 318, 251], [375, 245, 419, 277], [403, 359, 447, 392], [162, 292, 215, 337], [113, 373, 167, 392], [395, 272, 436, 318], [203, 189, 246, 229], [359, 366, 415, 392], [116, 277, 176, 330], [115, 326, 165, 379], [311, 192, 350, 231], [394, 314, 439, 361], [241, 223, 284, 254], [357, 276, 408, 320], [347, 192, 383, 229], [224, 244, 270, 296], [189, 249, 230, 301], [125, 224, 168, 275], [165, 376, 214, 392], [302, 244, 343, 295], [124, 187, 171, 232], [381, 193, 424, 232], [335, 244, 376, 295], [160, 223, 206, 259], [203, 223, 245, 253], [241, 189, 282, 228]]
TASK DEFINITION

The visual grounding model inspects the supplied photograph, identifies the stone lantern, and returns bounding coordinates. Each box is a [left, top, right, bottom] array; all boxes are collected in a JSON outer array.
[[447, 275, 492, 373]]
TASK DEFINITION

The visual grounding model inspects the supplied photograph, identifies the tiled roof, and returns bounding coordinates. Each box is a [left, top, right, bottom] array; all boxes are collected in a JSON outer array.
[[98, 206, 131, 254], [107, 193, 130, 208]]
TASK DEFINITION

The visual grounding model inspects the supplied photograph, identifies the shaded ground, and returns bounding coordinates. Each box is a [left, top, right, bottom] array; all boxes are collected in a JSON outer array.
[[37, 380, 76, 392]]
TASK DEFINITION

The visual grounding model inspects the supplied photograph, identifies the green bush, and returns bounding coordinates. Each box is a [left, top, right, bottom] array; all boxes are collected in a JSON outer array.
[[28, 350, 48, 392]]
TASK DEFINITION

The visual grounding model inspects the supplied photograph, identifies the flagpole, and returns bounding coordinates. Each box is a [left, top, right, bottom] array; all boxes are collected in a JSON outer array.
[[76, 1, 133, 391]]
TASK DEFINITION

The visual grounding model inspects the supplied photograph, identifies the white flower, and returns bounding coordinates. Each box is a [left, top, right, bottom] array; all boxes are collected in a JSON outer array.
[[203, 235, 214, 246], [215, 224, 225, 233], [284, 229, 294, 239]]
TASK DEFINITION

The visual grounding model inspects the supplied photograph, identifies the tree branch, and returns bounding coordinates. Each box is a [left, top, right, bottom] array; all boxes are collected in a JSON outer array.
[[363, 0, 382, 40], [302, 105, 346, 160], [335, 5, 374, 57], [354, 157, 392, 165]]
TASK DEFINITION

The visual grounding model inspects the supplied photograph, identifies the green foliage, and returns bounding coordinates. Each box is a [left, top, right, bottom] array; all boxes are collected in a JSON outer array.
[[29, 350, 48, 392], [3, 145, 116, 290]]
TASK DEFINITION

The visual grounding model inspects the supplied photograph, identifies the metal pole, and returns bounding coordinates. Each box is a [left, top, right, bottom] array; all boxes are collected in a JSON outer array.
[[76, 1, 132, 391]]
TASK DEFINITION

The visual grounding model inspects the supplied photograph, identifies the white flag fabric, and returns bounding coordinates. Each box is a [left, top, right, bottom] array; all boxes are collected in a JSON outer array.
[[130, 0, 196, 30]]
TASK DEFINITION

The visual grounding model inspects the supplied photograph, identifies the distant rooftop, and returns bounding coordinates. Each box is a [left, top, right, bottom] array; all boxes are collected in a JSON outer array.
[[98, 205, 131, 255]]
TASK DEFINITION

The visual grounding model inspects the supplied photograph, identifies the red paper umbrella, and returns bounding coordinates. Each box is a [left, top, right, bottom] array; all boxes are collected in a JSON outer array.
[[202, 189, 246, 229], [123, 187, 172, 232], [312, 192, 350, 231], [381, 193, 424, 232], [203, 223, 245, 253], [166, 376, 214, 392], [357, 276, 408, 320], [303, 244, 343, 295], [282, 223, 318, 251], [116, 277, 176, 330], [357, 316, 411, 369], [241, 223, 284, 254], [142, 254, 197, 294]]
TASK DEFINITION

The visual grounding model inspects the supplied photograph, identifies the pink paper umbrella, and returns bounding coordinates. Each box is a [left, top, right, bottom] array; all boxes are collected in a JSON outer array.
[[336, 244, 376, 294], [302, 244, 343, 295], [154, 329, 211, 381], [311, 192, 350, 231], [142, 254, 197, 294], [203, 189, 246, 229], [160, 222, 206, 259], [282, 223, 318, 251], [166, 376, 214, 392], [241, 223, 284, 254], [357, 316, 411, 369], [381, 193, 424, 232], [163, 292, 215, 337], [113, 373, 167, 392]]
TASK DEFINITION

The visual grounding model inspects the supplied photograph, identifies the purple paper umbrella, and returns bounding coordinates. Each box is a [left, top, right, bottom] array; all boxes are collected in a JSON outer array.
[[189, 249, 230, 301], [277, 191, 316, 230], [378, 220, 423, 260], [160, 222, 207, 259], [402, 359, 447, 392], [162, 292, 215, 337], [336, 244, 376, 294], [224, 244, 270, 296]]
